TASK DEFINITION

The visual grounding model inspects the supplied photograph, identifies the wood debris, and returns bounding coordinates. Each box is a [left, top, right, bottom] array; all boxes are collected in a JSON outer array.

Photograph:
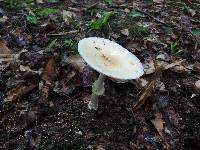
[[5, 83, 37, 102]]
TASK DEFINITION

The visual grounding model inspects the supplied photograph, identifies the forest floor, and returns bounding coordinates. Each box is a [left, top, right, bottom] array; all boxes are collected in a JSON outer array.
[[0, 0, 200, 149]]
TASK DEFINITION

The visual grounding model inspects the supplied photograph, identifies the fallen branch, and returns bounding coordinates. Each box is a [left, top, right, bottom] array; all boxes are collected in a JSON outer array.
[[133, 79, 157, 111]]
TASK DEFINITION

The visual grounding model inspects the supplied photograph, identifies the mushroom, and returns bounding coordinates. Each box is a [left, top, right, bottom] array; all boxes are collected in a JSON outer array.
[[78, 37, 144, 110]]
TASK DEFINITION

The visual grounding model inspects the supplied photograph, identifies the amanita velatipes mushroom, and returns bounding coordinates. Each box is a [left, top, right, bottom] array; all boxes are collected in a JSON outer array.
[[78, 37, 144, 110]]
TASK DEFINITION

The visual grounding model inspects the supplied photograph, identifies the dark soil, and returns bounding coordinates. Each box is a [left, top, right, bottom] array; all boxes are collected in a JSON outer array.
[[0, 0, 200, 150]]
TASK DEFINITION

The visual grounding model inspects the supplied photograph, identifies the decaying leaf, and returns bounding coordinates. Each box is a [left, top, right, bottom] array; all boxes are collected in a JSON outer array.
[[133, 79, 157, 111], [53, 70, 78, 95], [41, 58, 57, 84], [144, 59, 186, 75], [64, 55, 86, 72], [151, 112, 164, 136], [5, 83, 37, 102], [62, 10, 76, 24], [120, 29, 129, 36], [20, 65, 41, 74], [144, 60, 155, 74], [39, 58, 57, 97], [194, 80, 200, 93], [0, 40, 13, 63]]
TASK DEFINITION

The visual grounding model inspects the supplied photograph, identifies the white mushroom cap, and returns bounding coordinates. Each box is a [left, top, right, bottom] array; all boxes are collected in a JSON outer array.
[[78, 37, 144, 80]]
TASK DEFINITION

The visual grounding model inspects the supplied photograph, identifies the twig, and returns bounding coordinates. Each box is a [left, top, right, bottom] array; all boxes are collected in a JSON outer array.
[[136, 9, 170, 27], [46, 30, 79, 36]]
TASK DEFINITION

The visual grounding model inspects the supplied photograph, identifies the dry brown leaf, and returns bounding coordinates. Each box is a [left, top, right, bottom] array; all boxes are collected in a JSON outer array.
[[0, 40, 13, 62], [126, 42, 141, 52], [0, 40, 11, 55], [40, 58, 57, 97], [5, 83, 37, 102], [144, 59, 185, 75], [41, 58, 57, 85], [151, 112, 164, 136], [133, 79, 157, 111], [164, 60, 184, 70], [64, 55, 86, 72]]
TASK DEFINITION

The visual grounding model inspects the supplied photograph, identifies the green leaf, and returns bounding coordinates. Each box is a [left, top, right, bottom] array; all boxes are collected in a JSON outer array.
[[47, 0, 57, 2], [48, 38, 57, 49], [129, 11, 144, 17], [87, 11, 115, 31], [192, 29, 200, 36], [63, 39, 77, 51], [26, 15, 38, 25], [170, 42, 178, 53], [105, 0, 112, 4], [36, 8, 58, 17]]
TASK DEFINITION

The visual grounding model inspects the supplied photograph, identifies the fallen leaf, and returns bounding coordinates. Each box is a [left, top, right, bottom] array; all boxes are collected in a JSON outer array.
[[164, 60, 184, 70], [144, 59, 185, 75], [126, 42, 141, 52], [0, 40, 12, 58], [5, 83, 37, 102], [194, 80, 200, 93], [40, 58, 57, 97], [120, 29, 129, 36], [63, 10, 76, 24], [151, 112, 164, 136], [53, 70, 78, 95], [187, 8, 196, 17], [53, 80, 76, 95], [64, 55, 86, 72], [143, 59, 155, 75], [133, 79, 157, 111], [20, 65, 41, 74], [41, 58, 57, 84]]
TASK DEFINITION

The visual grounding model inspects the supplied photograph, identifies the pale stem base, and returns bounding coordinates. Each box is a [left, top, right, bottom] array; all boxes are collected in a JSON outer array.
[[88, 73, 105, 110]]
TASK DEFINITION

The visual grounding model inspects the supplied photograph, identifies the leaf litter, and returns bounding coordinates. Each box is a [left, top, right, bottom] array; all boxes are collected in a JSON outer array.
[[0, 0, 200, 149]]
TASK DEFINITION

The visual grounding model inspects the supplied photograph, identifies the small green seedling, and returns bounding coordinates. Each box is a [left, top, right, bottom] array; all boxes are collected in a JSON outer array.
[[36, 8, 58, 17], [48, 38, 58, 50], [129, 11, 144, 18], [170, 42, 178, 53], [26, 15, 38, 25], [86, 11, 115, 32], [105, 0, 113, 4], [63, 39, 77, 52], [1, 0, 33, 10]]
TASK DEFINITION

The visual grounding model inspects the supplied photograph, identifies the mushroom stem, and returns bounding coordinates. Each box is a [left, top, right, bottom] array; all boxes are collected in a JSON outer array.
[[88, 73, 105, 110]]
